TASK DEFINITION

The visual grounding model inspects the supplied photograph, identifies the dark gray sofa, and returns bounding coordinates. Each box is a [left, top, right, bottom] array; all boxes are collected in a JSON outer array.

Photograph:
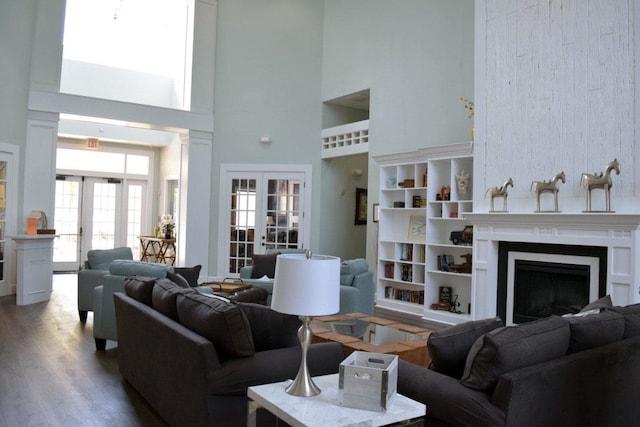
[[114, 276, 344, 427], [398, 301, 640, 427]]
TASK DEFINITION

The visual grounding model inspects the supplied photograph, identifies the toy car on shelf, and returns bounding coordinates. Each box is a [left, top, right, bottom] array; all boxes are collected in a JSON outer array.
[[449, 225, 473, 245]]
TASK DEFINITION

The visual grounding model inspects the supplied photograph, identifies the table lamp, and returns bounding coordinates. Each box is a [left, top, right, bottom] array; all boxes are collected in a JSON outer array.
[[271, 251, 340, 397]]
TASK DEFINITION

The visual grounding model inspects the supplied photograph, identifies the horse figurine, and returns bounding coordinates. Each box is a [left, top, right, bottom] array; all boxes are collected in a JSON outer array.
[[530, 171, 566, 212], [485, 177, 514, 212], [581, 158, 620, 212]]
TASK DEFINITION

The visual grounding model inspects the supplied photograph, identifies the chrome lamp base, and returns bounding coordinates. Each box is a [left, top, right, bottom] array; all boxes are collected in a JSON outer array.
[[285, 316, 321, 397]]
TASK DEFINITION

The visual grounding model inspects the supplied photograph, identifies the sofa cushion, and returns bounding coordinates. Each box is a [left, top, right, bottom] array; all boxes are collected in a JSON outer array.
[[461, 315, 570, 392], [152, 278, 195, 321], [609, 303, 640, 339], [250, 253, 280, 278], [173, 265, 202, 287], [177, 292, 255, 360], [340, 258, 369, 276], [109, 259, 173, 278], [87, 246, 133, 270], [123, 275, 158, 306], [566, 309, 625, 353], [167, 271, 191, 289], [237, 302, 300, 351], [580, 294, 613, 313], [427, 317, 504, 379]]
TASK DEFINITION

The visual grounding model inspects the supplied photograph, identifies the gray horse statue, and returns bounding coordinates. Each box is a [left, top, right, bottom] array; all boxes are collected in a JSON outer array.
[[485, 177, 514, 212], [531, 171, 566, 212], [581, 158, 620, 212]]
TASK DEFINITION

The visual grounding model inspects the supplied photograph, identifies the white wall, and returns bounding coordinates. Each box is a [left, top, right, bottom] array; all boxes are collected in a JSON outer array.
[[474, 0, 639, 214]]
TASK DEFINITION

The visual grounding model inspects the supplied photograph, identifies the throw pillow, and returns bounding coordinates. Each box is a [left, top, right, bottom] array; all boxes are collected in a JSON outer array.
[[177, 292, 255, 360], [580, 294, 613, 313], [566, 309, 624, 354], [167, 271, 190, 289], [427, 317, 504, 379], [250, 253, 280, 279], [152, 278, 195, 321], [173, 265, 202, 287], [461, 315, 570, 392], [237, 302, 300, 351], [123, 275, 157, 306], [609, 303, 640, 339]]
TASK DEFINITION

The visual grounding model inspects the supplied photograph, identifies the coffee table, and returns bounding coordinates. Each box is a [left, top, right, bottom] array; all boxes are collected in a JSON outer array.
[[311, 313, 432, 367], [247, 373, 425, 427]]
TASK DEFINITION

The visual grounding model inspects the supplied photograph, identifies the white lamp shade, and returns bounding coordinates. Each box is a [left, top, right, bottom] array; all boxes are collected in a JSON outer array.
[[271, 254, 340, 316]]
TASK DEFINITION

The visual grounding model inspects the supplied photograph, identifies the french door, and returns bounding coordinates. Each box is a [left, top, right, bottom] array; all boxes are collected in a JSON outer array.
[[53, 176, 147, 271], [221, 166, 311, 277]]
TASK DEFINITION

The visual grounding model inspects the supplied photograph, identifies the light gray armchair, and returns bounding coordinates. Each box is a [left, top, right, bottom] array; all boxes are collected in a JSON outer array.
[[77, 247, 133, 322], [93, 260, 174, 350]]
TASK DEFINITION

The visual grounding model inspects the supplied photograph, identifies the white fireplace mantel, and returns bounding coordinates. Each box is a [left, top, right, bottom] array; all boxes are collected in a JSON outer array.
[[465, 213, 640, 320]]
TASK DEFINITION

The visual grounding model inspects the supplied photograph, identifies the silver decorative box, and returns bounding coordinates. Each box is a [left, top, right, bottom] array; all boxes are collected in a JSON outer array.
[[338, 351, 398, 412]]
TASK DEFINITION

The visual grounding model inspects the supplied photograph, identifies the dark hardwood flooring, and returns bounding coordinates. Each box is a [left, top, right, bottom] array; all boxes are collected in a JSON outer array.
[[0, 273, 445, 426], [0, 273, 168, 427]]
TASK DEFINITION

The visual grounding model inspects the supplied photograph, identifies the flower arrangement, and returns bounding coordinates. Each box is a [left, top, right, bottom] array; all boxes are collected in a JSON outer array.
[[158, 214, 175, 239], [460, 97, 474, 119]]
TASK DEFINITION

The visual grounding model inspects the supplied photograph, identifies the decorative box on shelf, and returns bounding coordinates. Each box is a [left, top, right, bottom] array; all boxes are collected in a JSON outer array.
[[338, 352, 398, 412]]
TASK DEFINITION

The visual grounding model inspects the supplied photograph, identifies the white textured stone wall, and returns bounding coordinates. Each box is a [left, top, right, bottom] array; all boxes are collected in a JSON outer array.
[[474, 0, 638, 213]]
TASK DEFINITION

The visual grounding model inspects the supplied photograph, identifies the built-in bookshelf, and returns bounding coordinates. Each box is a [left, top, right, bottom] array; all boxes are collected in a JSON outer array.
[[374, 143, 474, 325]]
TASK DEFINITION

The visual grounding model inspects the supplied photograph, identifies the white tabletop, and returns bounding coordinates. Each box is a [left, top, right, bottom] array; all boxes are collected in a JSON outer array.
[[247, 373, 425, 427]]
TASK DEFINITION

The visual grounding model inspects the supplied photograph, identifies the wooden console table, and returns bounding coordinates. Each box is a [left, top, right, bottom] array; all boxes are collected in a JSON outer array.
[[139, 236, 176, 265]]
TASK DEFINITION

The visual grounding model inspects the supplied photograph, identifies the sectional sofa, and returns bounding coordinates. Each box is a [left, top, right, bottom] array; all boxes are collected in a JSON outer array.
[[398, 298, 640, 427], [114, 276, 344, 427]]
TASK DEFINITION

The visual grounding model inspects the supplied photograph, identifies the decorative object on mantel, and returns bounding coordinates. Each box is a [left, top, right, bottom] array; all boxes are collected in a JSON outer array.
[[530, 171, 566, 213], [485, 178, 513, 212], [456, 169, 471, 198], [581, 158, 620, 213]]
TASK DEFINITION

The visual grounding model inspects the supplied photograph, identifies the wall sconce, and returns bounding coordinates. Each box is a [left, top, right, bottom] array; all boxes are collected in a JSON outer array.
[[259, 137, 272, 144], [352, 169, 363, 176]]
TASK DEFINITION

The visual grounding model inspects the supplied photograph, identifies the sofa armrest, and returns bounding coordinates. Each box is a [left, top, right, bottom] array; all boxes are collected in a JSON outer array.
[[93, 274, 127, 341], [209, 341, 344, 395], [77, 269, 109, 311], [398, 360, 505, 427], [350, 271, 375, 314]]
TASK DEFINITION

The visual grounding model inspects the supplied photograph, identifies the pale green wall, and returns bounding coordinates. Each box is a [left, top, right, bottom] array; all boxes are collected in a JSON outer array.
[[210, 0, 325, 261], [0, 0, 37, 232], [320, 0, 475, 265]]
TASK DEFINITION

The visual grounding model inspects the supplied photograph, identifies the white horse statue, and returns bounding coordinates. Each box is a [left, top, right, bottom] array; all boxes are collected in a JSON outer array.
[[530, 171, 566, 212], [581, 158, 620, 212], [485, 177, 514, 212]]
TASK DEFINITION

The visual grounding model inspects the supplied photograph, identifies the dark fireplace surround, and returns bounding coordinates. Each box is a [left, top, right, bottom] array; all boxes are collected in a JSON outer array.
[[497, 242, 607, 324]]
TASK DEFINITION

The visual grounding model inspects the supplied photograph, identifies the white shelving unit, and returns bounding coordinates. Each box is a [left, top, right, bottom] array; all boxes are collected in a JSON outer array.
[[374, 143, 473, 325]]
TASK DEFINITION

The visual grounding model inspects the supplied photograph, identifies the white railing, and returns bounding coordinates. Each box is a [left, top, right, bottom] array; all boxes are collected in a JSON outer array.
[[321, 119, 369, 158]]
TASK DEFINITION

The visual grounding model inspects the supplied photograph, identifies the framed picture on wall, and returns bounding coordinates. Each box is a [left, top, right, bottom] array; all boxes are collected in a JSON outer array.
[[355, 188, 368, 225]]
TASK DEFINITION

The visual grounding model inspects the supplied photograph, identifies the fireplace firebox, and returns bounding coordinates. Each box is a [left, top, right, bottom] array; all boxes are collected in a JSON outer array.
[[497, 243, 607, 324]]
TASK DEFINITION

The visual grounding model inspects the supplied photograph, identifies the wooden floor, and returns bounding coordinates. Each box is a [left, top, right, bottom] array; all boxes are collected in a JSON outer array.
[[0, 273, 445, 426], [0, 273, 169, 427]]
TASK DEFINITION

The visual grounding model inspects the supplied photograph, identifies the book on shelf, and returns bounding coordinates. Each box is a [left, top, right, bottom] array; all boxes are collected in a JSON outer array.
[[385, 286, 425, 304]]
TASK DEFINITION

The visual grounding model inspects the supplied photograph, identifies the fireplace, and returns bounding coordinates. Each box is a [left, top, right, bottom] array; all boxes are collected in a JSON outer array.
[[497, 242, 607, 324], [465, 213, 640, 325]]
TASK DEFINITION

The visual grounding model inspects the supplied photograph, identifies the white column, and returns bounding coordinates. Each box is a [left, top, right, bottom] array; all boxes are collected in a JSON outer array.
[[178, 130, 213, 274]]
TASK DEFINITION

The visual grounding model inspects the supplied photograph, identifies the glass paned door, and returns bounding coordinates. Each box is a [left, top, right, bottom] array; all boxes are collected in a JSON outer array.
[[0, 160, 7, 282], [53, 176, 82, 271], [54, 176, 146, 271], [225, 170, 305, 277], [264, 176, 300, 250]]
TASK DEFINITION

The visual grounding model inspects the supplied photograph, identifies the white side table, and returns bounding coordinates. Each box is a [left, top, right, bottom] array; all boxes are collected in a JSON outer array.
[[11, 234, 57, 305], [247, 373, 425, 427]]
